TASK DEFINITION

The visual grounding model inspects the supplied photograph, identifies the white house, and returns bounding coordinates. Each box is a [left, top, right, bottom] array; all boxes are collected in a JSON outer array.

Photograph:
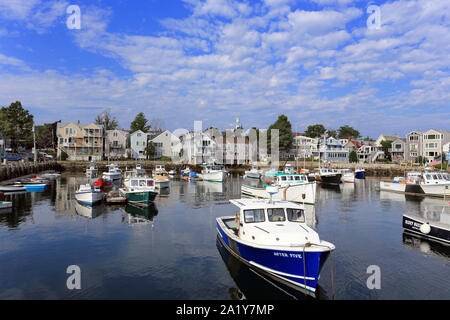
[[150, 130, 181, 159], [130, 130, 148, 159], [180, 131, 217, 164]]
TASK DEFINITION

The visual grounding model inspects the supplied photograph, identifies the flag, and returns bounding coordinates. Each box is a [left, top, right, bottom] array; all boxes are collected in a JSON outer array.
[[428, 158, 442, 166]]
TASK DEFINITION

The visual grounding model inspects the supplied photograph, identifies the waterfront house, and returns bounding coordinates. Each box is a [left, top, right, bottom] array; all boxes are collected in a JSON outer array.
[[105, 129, 129, 160], [215, 136, 250, 165], [149, 130, 181, 160], [375, 134, 401, 147], [405, 130, 423, 163], [389, 138, 406, 162], [130, 130, 148, 160], [292, 134, 318, 159], [342, 137, 362, 152], [317, 137, 349, 162], [57, 122, 104, 161], [180, 131, 217, 165], [422, 129, 450, 163]]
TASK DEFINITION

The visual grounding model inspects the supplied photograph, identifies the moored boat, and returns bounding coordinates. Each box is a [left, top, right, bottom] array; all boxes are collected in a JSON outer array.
[[216, 197, 335, 296], [120, 176, 158, 206], [198, 164, 227, 182], [75, 184, 103, 206], [244, 164, 262, 180], [0, 185, 27, 192], [102, 163, 122, 181], [153, 171, 170, 189], [242, 172, 317, 205], [380, 171, 450, 197], [355, 168, 365, 179], [86, 162, 98, 178], [339, 169, 355, 183], [315, 168, 342, 185]]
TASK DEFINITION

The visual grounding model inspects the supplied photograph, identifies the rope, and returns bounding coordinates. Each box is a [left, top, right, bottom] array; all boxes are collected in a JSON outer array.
[[303, 242, 335, 300]]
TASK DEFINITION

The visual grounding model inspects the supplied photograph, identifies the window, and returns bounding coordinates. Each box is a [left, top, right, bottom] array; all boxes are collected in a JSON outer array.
[[281, 176, 287, 181], [131, 180, 138, 187], [287, 208, 305, 222], [244, 209, 265, 223], [267, 208, 286, 222]]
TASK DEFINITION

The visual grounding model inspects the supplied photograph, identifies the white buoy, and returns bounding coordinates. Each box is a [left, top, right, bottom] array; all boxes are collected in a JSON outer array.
[[420, 222, 431, 234]]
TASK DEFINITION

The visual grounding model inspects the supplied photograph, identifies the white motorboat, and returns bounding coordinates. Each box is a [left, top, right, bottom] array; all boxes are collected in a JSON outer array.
[[86, 162, 98, 178], [244, 164, 262, 180], [216, 196, 335, 296], [0, 201, 12, 209], [339, 169, 355, 183], [380, 171, 450, 197], [75, 184, 104, 206], [153, 171, 170, 189], [242, 172, 317, 205], [198, 164, 227, 182], [39, 172, 61, 180], [102, 163, 122, 181], [0, 185, 26, 192], [152, 164, 166, 177], [168, 169, 176, 177], [283, 163, 295, 174]]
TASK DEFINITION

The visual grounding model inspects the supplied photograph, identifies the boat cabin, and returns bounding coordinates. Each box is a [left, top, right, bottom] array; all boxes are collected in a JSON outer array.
[[264, 172, 309, 186], [225, 199, 319, 246], [155, 165, 166, 171], [128, 177, 154, 188], [201, 164, 225, 172]]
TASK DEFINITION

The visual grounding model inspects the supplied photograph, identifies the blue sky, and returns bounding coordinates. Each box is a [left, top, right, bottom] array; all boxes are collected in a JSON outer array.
[[0, 0, 448, 138]]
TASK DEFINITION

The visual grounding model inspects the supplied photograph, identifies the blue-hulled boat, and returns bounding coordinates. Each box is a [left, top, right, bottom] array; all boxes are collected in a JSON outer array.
[[355, 168, 365, 179], [216, 195, 335, 297]]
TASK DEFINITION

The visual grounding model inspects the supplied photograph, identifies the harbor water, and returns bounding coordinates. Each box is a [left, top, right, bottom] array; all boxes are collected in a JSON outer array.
[[0, 173, 449, 299]]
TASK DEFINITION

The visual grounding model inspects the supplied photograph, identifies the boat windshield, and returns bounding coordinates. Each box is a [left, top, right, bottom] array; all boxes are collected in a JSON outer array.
[[244, 209, 265, 223], [267, 208, 286, 222], [287, 208, 305, 223]]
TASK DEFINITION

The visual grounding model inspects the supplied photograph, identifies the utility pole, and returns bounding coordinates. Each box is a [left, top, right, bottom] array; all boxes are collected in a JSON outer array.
[[33, 125, 37, 164]]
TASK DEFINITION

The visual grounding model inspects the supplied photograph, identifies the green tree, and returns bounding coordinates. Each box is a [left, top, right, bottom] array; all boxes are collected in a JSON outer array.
[[380, 140, 393, 161], [304, 124, 326, 138], [95, 109, 119, 130], [0, 101, 34, 152], [130, 112, 150, 133], [326, 129, 337, 138], [337, 125, 360, 139], [349, 150, 357, 163], [145, 141, 156, 160], [267, 114, 293, 154], [35, 124, 54, 149]]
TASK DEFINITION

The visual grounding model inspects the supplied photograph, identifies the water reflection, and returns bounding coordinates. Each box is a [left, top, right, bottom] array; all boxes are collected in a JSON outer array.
[[122, 203, 159, 227], [75, 201, 106, 219], [402, 232, 450, 260], [216, 236, 328, 300]]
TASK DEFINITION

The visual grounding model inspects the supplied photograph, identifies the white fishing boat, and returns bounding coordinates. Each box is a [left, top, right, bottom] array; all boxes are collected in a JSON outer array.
[[102, 163, 122, 181], [242, 172, 317, 205], [283, 163, 295, 174], [198, 164, 227, 182], [339, 169, 355, 183], [153, 171, 170, 189], [216, 195, 335, 296], [86, 162, 98, 178], [152, 164, 166, 177], [244, 164, 262, 180], [168, 169, 177, 177], [380, 171, 450, 197], [75, 184, 103, 206]]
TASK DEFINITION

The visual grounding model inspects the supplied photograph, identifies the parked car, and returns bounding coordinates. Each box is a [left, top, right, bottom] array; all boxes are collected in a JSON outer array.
[[2, 153, 24, 161]]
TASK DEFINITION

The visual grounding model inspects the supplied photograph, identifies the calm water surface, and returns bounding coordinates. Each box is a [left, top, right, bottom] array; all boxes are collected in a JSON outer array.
[[0, 173, 449, 299]]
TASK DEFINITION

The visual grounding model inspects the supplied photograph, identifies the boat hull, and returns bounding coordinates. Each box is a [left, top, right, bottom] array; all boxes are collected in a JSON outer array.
[[241, 182, 316, 205], [355, 170, 365, 179], [380, 181, 450, 197], [403, 214, 450, 244], [75, 191, 103, 206], [245, 172, 261, 180], [20, 184, 48, 192], [316, 174, 342, 185], [120, 189, 157, 205], [199, 171, 227, 182], [154, 180, 170, 189], [216, 218, 330, 295]]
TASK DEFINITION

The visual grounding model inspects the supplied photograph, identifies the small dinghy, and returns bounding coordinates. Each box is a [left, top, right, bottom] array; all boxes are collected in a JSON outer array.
[[216, 189, 335, 297], [0, 186, 26, 192]]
